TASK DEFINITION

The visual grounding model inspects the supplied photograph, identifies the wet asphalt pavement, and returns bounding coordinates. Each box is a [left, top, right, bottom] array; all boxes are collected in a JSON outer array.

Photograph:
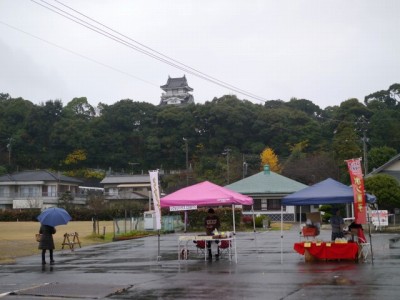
[[1, 226, 400, 300]]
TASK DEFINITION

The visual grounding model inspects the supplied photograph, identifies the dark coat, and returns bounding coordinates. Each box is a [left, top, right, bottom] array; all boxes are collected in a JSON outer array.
[[38, 225, 56, 250], [204, 214, 220, 235]]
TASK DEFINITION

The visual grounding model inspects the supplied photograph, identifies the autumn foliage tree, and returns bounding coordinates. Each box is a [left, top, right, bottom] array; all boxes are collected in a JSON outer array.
[[260, 147, 281, 172], [64, 149, 87, 166]]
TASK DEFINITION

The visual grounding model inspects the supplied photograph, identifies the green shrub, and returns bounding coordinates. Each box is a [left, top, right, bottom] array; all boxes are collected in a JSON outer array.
[[254, 215, 271, 228]]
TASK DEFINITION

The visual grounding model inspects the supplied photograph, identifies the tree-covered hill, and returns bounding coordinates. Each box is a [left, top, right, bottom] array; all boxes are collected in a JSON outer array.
[[1, 83, 399, 187]]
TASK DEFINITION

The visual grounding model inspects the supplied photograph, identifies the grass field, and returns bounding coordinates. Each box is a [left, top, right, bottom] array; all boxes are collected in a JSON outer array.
[[0, 221, 291, 264], [0, 221, 114, 264]]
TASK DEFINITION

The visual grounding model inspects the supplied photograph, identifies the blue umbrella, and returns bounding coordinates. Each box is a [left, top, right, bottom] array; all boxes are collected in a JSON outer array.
[[37, 207, 72, 227]]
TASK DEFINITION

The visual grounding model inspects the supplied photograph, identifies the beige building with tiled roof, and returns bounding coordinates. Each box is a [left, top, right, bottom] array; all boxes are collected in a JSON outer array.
[[226, 166, 313, 222]]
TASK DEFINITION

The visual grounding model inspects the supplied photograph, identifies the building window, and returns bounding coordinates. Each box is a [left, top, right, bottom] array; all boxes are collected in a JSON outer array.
[[268, 199, 281, 211], [20, 186, 39, 197], [108, 188, 118, 196], [48, 185, 57, 197], [261, 199, 268, 211], [253, 199, 261, 210]]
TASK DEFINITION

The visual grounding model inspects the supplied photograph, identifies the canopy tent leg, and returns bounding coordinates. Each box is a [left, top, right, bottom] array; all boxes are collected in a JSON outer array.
[[251, 205, 259, 254], [280, 205, 283, 264], [368, 205, 375, 264], [184, 211, 188, 233], [299, 206, 302, 241], [232, 204, 236, 233], [157, 229, 161, 261], [252, 205, 256, 233]]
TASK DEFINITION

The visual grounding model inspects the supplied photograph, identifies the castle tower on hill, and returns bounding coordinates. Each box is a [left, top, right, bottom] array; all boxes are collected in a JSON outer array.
[[159, 75, 194, 106]]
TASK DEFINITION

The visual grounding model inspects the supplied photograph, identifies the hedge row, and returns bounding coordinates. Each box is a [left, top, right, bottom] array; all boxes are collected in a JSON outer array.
[[0, 207, 253, 229], [0, 208, 127, 222]]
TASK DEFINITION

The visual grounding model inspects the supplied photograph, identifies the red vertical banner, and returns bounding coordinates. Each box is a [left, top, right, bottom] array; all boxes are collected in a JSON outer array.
[[345, 158, 367, 224]]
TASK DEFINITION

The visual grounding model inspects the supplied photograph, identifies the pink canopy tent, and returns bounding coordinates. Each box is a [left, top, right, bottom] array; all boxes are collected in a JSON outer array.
[[161, 181, 253, 233], [160, 181, 253, 207]]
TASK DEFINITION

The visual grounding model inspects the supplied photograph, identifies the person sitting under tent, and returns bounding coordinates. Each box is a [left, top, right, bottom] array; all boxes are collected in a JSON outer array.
[[204, 208, 220, 260], [348, 222, 367, 243], [347, 221, 370, 261]]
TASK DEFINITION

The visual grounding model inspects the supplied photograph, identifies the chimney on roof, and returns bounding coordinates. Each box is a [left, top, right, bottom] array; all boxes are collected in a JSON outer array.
[[263, 165, 270, 175]]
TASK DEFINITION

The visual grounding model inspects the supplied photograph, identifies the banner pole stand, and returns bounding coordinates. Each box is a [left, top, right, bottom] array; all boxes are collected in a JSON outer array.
[[157, 230, 161, 261], [368, 206, 374, 264]]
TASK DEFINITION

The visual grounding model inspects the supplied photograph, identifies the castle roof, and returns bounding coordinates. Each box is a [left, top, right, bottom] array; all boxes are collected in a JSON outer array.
[[160, 75, 193, 91]]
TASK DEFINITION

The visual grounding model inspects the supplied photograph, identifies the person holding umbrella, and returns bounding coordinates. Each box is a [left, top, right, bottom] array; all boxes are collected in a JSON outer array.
[[37, 207, 72, 265], [38, 224, 56, 265]]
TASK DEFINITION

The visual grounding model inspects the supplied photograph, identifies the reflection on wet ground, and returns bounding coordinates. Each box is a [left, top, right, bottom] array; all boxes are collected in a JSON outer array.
[[1, 227, 400, 299]]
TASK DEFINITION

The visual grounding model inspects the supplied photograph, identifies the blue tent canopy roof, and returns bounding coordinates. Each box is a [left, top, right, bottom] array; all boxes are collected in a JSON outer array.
[[282, 178, 376, 206]]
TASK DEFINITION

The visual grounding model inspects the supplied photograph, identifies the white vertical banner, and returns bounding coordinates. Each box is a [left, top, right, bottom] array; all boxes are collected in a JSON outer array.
[[149, 170, 162, 230]]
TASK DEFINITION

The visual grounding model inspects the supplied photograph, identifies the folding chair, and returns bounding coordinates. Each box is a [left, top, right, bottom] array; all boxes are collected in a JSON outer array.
[[358, 243, 370, 262], [349, 227, 370, 262], [194, 240, 206, 256], [218, 239, 232, 259], [301, 226, 318, 240]]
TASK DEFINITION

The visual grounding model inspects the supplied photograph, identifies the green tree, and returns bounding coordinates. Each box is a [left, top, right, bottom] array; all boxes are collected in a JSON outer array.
[[25, 100, 63, 168], [364, 83, 400, 108], [368, 147, 397, 171], [332, 125, 362, 162], [365, 174, 400, 212], [64, 97, 96, 119], [0, 165, 7, 175], [286, 98, 322, 116], [368, 109, 400, 152], [282, 152, 339, 185], [58, 191, 75, 211]]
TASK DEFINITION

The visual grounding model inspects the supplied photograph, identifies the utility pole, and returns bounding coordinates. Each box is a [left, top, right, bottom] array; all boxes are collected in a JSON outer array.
[[183, 138, 189, 186], [6, 138, 12, 165], [357, 115, 369, 174], [242, 154, 248, 179], [223, 148, 231, 184]]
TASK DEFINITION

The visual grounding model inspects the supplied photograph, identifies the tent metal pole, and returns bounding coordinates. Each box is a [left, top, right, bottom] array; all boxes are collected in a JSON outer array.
[[280, 205, 283, 264], [251, 205, 258, 253], [299, 206, 302, 241], [252, 205, 256, 233], [369, 205, 375, 264], [184, 211, 187, 233], [157, 229, 161, 261], [232, 204, 236, 233]]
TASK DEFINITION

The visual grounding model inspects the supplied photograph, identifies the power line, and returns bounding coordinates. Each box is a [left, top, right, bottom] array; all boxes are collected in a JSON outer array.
[[0, 20, 158, 88], [53, 0, 264, 101], [31, 0, 270, 103]]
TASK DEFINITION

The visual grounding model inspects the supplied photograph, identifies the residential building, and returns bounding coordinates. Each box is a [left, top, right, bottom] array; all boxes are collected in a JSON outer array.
[[0, 170, 84, 210], [365, 153, 400, 182], [225, 166, 313, 222], [100, 174, 151, 208], [159, 75, 194, 106]]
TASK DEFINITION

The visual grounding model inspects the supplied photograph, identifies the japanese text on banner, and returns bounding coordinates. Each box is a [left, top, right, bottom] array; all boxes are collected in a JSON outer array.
[[149, 170, 162, 230], [345, 158, 367, 224]]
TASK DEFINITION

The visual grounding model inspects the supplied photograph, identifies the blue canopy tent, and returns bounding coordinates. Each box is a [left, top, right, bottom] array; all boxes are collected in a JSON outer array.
[[279, 178, 376, 263], [281, 178, 376, 206]]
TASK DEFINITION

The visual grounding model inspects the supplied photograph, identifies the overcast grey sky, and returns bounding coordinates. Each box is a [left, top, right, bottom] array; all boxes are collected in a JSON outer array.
[[1, 0, 399, 108]]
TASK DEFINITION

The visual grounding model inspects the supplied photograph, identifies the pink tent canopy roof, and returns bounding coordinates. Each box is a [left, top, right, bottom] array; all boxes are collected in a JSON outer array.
[[160, 181, 253, 207]]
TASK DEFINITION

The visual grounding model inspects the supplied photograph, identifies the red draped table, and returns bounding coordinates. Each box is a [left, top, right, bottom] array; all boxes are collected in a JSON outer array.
[[294, 242, 358, 262]]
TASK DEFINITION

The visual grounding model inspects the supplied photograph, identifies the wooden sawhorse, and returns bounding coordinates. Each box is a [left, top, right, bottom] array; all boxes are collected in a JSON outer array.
[[62, 232, 81, 251]]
